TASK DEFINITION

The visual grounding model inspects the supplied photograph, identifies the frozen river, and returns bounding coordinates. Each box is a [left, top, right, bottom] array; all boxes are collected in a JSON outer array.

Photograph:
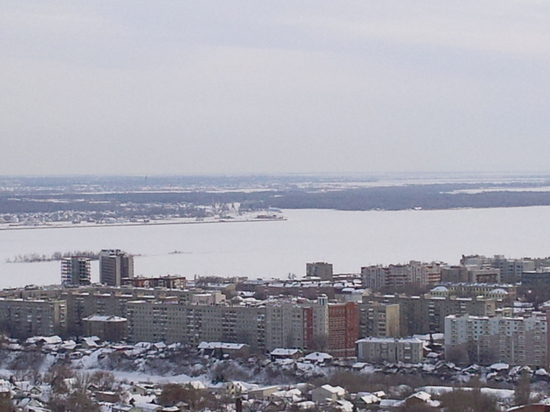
[[1, 207, 550, 288]]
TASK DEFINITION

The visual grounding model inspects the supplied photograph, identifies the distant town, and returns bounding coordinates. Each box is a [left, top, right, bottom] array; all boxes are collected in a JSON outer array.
[[2, 251, 550, 411], [3, 174, 550, 411]]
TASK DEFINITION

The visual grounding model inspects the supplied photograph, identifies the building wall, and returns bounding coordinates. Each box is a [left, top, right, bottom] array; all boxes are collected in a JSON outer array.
[[0, 298, 67, 338], [356, 337, 424, 363], [445, 313, 548, 367], [265, 299, 329, 352], [365, 294, 497, 335], [361, 261, 442, 291], [306, 262, 333, 281], [359, 302, 401, 338], [83, 316, 127, 342], [99, 249, 134, 286], [61, 257, 91, 286], [328, 302, 358, 358], [126, 301, 267, 352], [523, 270, 550, 287]]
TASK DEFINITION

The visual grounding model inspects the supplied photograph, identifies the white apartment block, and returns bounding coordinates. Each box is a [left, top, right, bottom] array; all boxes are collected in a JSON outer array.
[[445, 313, 548, 367], [126, 301, 266, 352], [265, 296, 329, 351]]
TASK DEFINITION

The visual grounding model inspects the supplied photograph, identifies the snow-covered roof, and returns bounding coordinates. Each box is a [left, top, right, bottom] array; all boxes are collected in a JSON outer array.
[[490, 362, 510, 371], [83, 337, 100, 347], [356, 337, 422, 344], [359, 394, 381, 404], [198, 342, 248, 350], [417, 386, 514, 401], [187, 381, 206, 390], [83, 315, 127, 322], [408, 391, 431, 402], [412, 333, 444, 341], [319, 385, 346, 396], [26, 336, 62, 345], [304, 352, 333, 362], [270, 348, 301, 356]]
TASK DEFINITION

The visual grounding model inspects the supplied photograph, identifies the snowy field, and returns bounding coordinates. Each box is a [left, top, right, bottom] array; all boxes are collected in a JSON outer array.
[[1, 207, 550, 288]]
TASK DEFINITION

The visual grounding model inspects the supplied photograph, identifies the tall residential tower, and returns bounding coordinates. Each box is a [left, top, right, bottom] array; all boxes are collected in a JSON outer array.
[[61, 256, 91, 286], [99, 249, 134, 286]]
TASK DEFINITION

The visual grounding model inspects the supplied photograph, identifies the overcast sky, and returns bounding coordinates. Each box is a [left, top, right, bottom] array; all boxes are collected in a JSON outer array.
[[1, 1, 549, 176]]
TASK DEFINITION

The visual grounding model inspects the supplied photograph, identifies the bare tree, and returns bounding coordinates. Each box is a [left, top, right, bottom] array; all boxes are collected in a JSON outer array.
[[439, 387, 499, 412], [514, 373, 531, 406], [309, 334, 329, 353], [89, 370, 116, 391], [44, 364, 75, 394]]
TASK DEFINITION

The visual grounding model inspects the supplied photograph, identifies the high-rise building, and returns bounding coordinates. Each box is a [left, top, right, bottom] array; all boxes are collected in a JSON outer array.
[[328, 301, 359, 358], [359, 302, 401, 338], [0, 297, 67, 338], [306, 262, 333, 280], [445, 313, 547, 367], [61, 256, 91, 286], [99, 249, 134, 286]]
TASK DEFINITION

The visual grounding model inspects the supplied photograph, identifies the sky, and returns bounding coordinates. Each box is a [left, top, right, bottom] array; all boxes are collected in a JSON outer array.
[[1, 1, 549, 176]]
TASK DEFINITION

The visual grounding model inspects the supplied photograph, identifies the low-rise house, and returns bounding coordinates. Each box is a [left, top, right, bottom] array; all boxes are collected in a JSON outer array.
[[329, 399, 354, 412], [197, 341, 250, 359], [247, 386, 280, 400], [268, 388, 303, 404], [400, 391, 440, 409], [304, 351, 333, 365], [130, 404, 163, 412], [356, 393, 382, 407], [311, 384, 346, 404], [209, 381, 248, 396], [270, 348, 302, 361], [83, 315, 127, 342], [94, 390, 120, 403], [128, 385, 148, 396]]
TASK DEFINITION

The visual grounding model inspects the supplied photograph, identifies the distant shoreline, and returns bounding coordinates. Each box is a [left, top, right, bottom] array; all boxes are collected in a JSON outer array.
[[0, 217, 287, 232]]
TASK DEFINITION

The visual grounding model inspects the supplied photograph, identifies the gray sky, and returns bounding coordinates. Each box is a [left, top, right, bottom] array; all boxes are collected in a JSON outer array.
[[1, 1, 549, 176]]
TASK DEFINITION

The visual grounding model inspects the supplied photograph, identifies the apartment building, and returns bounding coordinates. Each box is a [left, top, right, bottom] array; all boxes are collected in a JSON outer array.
[[0, 298, 67, 338], [99, 249, 134, 286], [429, 283, 517, 301], [522, 269, 550, 287], [356, 337, 424, 363], [125, 301, 267, 352], [61, 287, 194, 335], [445, 313, 548, 367], [265, 296, 329, 352], [361, 261, 442, 290], [123, 294, 358, 357], [492, 255, 535, 284], [465, 266, 501, 283], [61, 256, 91, 286], [266, 301, 309, 350], [328, 301, 359, 357], [306, 262, 333, 281], [365, 293, 497, 336], [123, 275, 187, 289], [458, 255, 543, 284], [359, 302, 401, 339], [82, 315, 127, 342]]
